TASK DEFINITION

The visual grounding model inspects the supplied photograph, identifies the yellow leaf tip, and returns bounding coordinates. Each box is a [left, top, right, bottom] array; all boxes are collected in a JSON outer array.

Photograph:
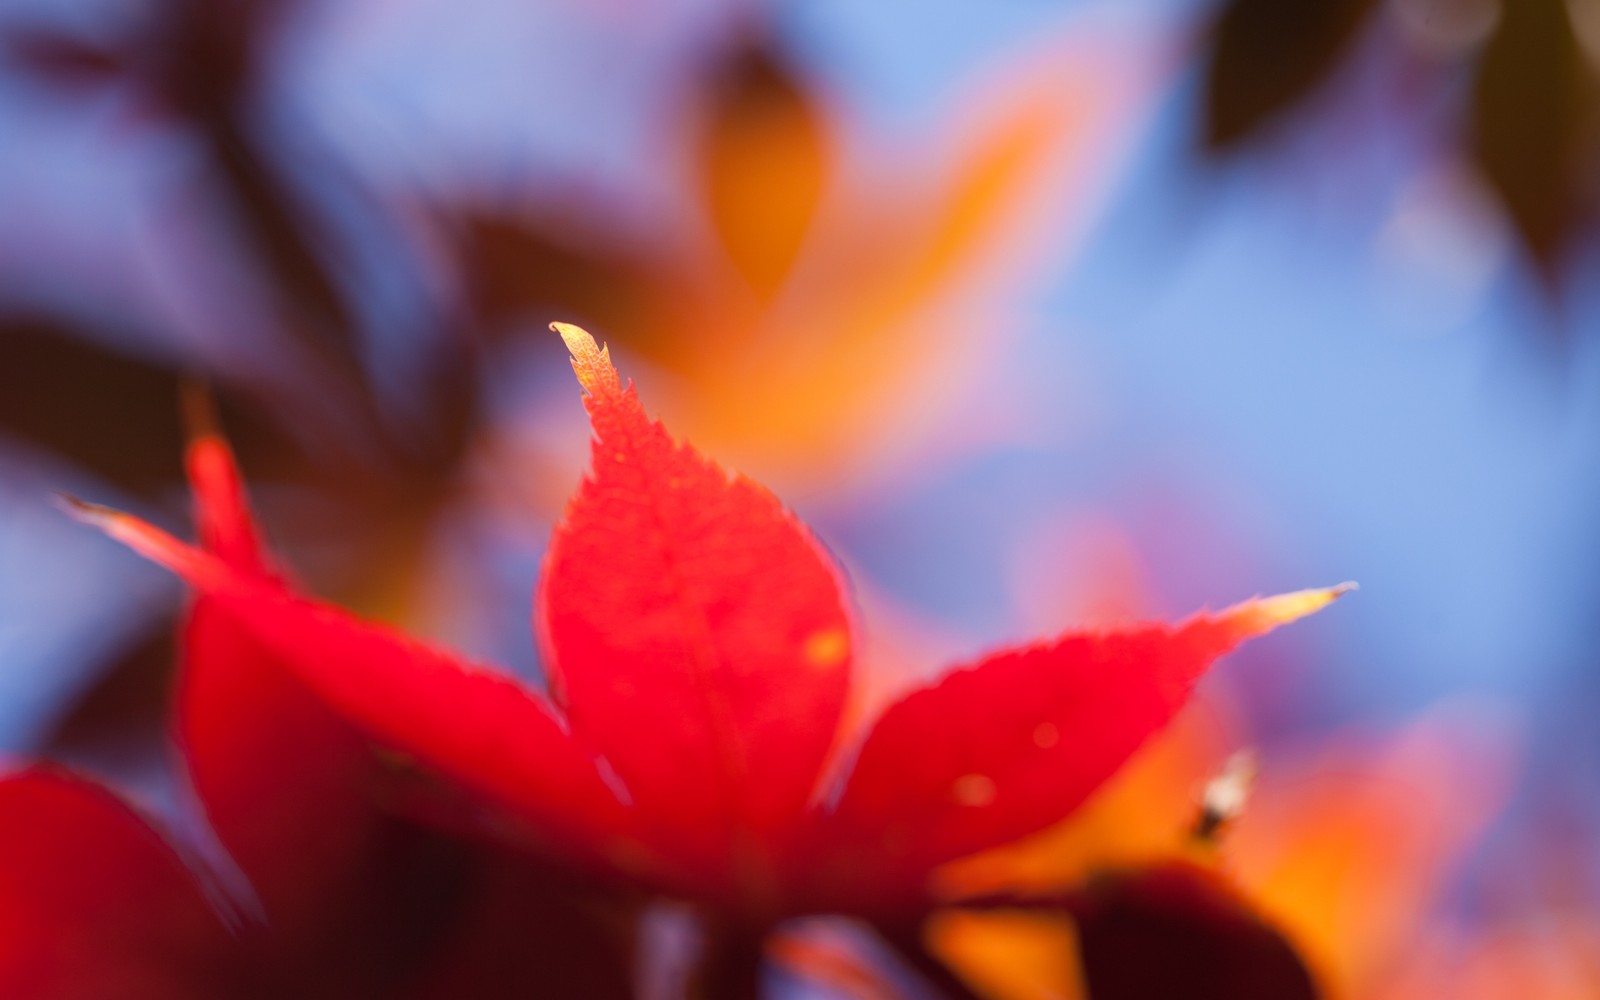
[[551, 321, 620, 397], [1225, 582, 1355, 634]]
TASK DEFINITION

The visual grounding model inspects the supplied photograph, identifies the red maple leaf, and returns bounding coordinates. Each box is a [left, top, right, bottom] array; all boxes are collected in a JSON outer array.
[[0, 414, 635, 998], [66, 323, 1347, 992]]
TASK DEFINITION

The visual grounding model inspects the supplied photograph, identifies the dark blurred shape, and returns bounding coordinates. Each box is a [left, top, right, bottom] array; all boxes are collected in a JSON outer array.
[[458, 209, 672, 354], [695, 40, 831, 303], [129, 0, 363, 379], [1470, 0, 1599, 274], [1198, 0, 1600, 284], [0, 316, 478, 763], [1202, 0, 1382, 147], [1074, 863, 1320, 1000], [3, 0, 370, 402], [0, 0, 493, 762], [686, 922, 765, 1000], [0, 27, 128, 90], [0, 316, 282, 496]]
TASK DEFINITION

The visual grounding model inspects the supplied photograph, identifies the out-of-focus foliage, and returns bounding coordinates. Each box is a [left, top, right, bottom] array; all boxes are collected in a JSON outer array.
[[458, 27, 1150, 487], [1204, 0, 1383, 148], [928, 693, 1519, 1000], [0, 4, 1151, 769], [1201, 0, 1600, 278], [1, 0, 1597, 995]]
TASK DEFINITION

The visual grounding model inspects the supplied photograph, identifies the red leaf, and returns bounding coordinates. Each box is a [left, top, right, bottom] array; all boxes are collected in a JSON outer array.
[[0, 769, 237, 998], [65, 499, 631, 870], [806, 588, 1352, 910], [71, 325, 1345, 929], [539, 324, 853, 896], [177, 421, 408, 948]]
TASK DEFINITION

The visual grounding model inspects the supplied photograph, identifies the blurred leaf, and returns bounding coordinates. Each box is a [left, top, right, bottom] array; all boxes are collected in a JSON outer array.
[[1227, 715, 1513, 997], [0, 316, 318, 495], [456, 210, 673, 354], [1203, 0, 1382, 147], [4, 0, 369, 397], [895, 89, 1069, 299], [695, 40, 831, 302], [0, 317, 199, 494], [145, 0, 291, 122], [1074, 864, 1320, 1000], [1469, 0, 1599, 272]]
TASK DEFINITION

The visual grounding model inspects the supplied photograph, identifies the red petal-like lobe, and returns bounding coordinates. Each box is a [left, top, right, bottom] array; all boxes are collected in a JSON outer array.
[[70, 502, 632, 870], [177, 425, 399, 946], [806, 588, 1350, 912], [540, 324, 853, 895], [0, 769, 238, 999], [182, 427, 613, 993], [179, 602, 399, 949], [183, 419, 270, 575]]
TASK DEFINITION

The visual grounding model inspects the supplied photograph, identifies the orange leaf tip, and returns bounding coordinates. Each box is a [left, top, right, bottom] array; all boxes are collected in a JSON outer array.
[[1221, 582, 1356, 635], [551, 321, 621, 398]]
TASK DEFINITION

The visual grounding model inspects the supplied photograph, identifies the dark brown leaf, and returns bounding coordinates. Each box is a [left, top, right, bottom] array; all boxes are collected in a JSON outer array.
[[1203, 0, 1383, 148], [0, 316, 302, 496], [1074, 863, 1320, 1000], [1469, 0, 1600, 272], [0, 317, 196, 494], [454, 210, 671, 354]]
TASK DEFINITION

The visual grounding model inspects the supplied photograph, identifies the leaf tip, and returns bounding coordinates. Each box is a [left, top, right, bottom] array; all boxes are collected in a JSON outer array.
[[53, 490, 116, 526], [54, 492, 214, 582], [552, 321, 621, 398], [1224, 582, 1355, 635]]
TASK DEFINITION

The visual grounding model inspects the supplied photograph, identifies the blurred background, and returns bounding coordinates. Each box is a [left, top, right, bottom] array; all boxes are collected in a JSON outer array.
[[2, 0, 1598, 995]]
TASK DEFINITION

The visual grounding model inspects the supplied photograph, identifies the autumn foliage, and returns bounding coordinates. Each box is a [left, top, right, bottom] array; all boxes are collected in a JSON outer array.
[[0, 324, 1349, 997]]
